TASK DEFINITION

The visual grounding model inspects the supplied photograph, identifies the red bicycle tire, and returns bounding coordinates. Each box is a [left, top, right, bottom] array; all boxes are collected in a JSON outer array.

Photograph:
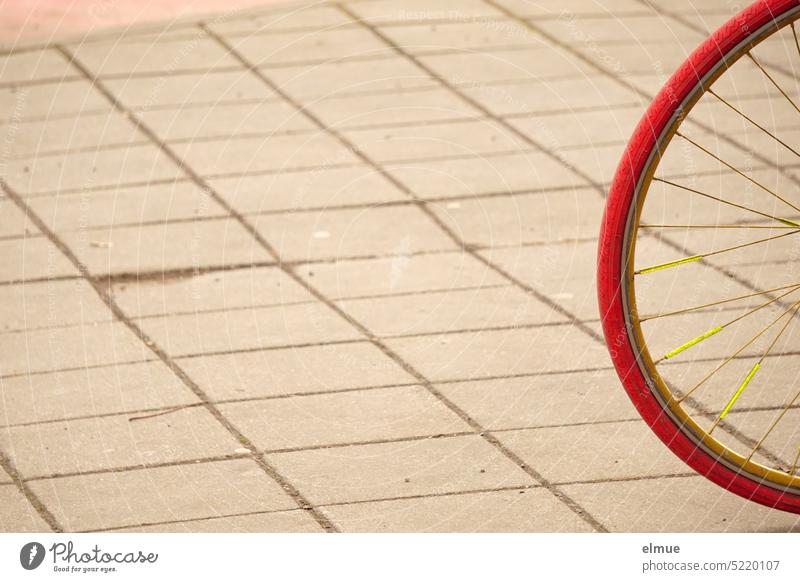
[[598, 0, 800, 513]]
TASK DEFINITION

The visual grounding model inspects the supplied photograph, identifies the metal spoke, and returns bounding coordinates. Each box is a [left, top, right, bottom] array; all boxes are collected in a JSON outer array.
[[708, 89, 800, 159], [635, 228, 800, 276], [640, 224, 796, 229], [652, 177, 800, 227], [653, 285, 800, 363], [676, 298, 800, 403], [708, 302, 800, 433], [747, 372, 800, 462], [675, 131, 800, 214], [747, 52, 800, 114], [640, 281, 800, 322]]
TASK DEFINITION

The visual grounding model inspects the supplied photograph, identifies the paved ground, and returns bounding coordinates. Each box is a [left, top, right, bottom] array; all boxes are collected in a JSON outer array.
[[2, 0, 800, 533]]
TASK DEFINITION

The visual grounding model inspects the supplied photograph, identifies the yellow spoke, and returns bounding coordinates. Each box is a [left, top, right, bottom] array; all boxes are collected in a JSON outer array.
[[635, 228, 800, 275], [640, 281, 800, 322], [656, 286, 800, 364], [676, 300, 800, 403], [709, 362, 761, 433]]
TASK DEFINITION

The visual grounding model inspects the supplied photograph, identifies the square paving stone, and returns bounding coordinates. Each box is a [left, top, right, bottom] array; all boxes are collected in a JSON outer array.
[[60, 218, 263, 277], [431, 188, 605, 247], [0, 110, 142, 159], [0, 81, 110, 122], [437, 369, 636, 431], [27, 181, 227, 233], [494, 420, 689, 485], [104, 70, 275, 110], [0, 278, 111, 333], [343, 118, 529, 163], [0, 484, 51, 532], [0, 406, 240, 478], [386, 150, 588, 200], [68, 38, 241, 77], [264, 57, 435, 100], [0, 320, 150, 377], [219, 384, 469, 451], [208, 164, 407, 214], [338, 284, 565, 337], [295, 250, 507, 299], [113, 265, 312, 318], [305, 87, 482, 129], [254, 204, 458, 262], [123, 508, 323, 532], [178, 340, 415, 401], [562, 475, 800, 532], [0, 49, 74, 83], [140, 100, 314, 142], [138, 302, 362, 357], [325, 487, 596, 532], [3, 144, 183, 196], [0, 236, 78, 284], [174, 132, 361, 176], [268, 434, 534, 505], [29, 458, 297, 532], [386, 324, 608, 382], [0, 359, 199, 430]]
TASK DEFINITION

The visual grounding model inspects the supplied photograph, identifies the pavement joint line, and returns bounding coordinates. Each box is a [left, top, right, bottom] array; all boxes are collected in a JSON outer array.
[[263, 431, 477, 456], [7, 135, 585, 173], [0, 365, 641, 431], [0, 381, 424, 431], [314, 484, 543, 510], [2, 150, 339, 533], [240, 4, 615, 533], [84, 483, 548, 534], [10, 183, 593, 235], [0, 357, 158, 381], [0, 107, 114, 128], [22, 453, 254, 483], [81, 506, 315, 534], [14, 424, 699, 488], [552, 472, 699, 488], [1, 359, 644, 432], [123, 282, 514, 323], [139, 316, 583, 363], [14, 152, 779, 202], [0, 448, 63, 532]]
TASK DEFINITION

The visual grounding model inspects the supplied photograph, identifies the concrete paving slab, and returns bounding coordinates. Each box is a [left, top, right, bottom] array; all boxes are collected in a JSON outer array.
[[325, 488, 596, 532], [29, 458, 297, 532], [220, 384, 470, 451], [0, 360, 197, 427], [0, 485, 51, 532], [562, 475, 800, 532], [268, 434, 534, 505], [177, 340, 415, 401], [0, 407, 239, 478]]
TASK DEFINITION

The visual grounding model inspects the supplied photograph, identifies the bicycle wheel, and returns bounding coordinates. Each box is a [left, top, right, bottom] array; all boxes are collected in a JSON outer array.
[[599, 0, 800, 513]]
